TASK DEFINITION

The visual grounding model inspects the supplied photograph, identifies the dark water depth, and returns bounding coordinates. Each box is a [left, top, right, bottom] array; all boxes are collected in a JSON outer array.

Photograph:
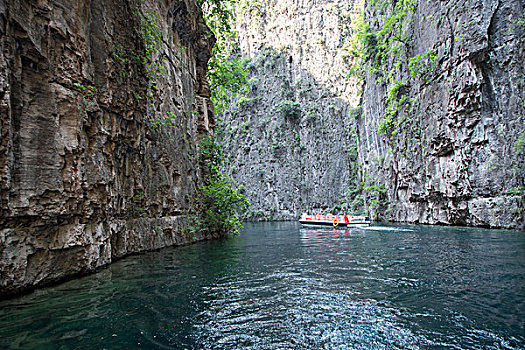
[[0, 222, 524, 349]]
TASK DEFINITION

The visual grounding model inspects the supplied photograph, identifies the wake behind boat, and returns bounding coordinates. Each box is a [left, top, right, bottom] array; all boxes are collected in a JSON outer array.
[[299, 212, 371, 228]]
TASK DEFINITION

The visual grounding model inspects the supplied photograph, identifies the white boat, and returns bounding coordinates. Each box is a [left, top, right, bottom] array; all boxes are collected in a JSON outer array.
[[299, 213, 371, 228]]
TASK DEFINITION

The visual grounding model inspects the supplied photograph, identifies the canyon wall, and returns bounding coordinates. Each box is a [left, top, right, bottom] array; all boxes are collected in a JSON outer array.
[[219, 0, 524, 229], [358, 0, 524, 229], [0, 0, 215, 298], [218, 0, 363, 220]]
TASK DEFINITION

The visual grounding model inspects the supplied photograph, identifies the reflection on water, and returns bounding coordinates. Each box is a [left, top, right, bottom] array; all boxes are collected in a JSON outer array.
[[0, 222, 524, 349]]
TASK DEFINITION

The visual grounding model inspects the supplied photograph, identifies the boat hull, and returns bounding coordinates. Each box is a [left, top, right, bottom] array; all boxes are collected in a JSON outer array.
[[299, 220, 370, 228], [299, 215, 371, 229]]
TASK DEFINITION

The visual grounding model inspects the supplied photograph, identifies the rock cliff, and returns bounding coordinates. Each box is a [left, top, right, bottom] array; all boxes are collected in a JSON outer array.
[[358, 0, 524, 229], [218, 0, 524, 229], [218, 0, 363, 220], [0, 0, 215, 298]]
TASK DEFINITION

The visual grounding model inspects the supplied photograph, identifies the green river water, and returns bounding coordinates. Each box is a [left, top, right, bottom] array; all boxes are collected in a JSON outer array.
[[0, 222, 523, 349]]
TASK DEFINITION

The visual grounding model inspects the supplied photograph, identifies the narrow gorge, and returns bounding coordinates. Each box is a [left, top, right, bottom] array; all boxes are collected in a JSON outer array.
[[0, 1, 525, 348], [1, 0, 524, 299]]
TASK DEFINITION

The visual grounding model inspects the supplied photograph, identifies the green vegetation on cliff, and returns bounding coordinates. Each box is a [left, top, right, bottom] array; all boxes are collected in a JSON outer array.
[[208, 53, 252, 116], [198, 136, 249, 235], [276, 100, 302, 120], [348, 0, 441, 143], [181, 136, 248, 239], [194, 0, 252, 234], [200, 0, 253, 116]]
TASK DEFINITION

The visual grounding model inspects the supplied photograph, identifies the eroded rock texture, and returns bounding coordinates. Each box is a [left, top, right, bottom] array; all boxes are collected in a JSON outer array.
[[220, 0, 523, 229], [359, 0, 525, 229], [0, 0, 215, 298], [218, 0, 362, 220]]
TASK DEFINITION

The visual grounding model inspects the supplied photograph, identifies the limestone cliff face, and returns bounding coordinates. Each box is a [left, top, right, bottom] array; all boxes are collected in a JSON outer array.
[[359, 0, 525, 229], [0, 0, 214, 298], [220, 0, 524, 229], [218, 0, 362, 220]]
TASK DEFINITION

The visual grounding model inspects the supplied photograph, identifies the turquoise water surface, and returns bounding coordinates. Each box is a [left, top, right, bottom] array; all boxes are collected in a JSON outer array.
[[0, 222, 524, 349]]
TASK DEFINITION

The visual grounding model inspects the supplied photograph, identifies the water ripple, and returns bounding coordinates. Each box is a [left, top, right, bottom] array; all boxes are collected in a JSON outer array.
[[0, 222, 523, 349]]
